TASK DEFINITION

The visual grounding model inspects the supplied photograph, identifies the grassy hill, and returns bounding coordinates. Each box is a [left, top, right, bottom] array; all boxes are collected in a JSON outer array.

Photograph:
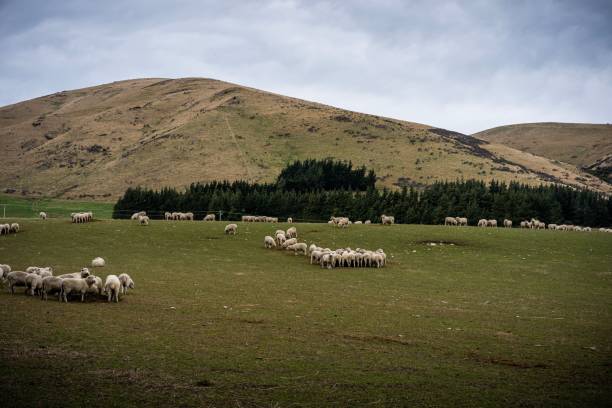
[[473, 122, 612, 183], [1, 79, 610, 200], [1, 219, 611, 406]]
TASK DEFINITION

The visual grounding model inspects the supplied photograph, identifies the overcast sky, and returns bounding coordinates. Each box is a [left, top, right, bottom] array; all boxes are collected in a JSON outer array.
[[1, 0, 611, 133]]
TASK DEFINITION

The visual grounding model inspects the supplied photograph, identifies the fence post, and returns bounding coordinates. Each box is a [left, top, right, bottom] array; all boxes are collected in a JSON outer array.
[[219, 210, 222, 221]]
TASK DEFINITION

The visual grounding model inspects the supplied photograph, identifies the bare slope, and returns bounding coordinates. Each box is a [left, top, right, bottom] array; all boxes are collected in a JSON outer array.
[[474, 122, 612, 182], [1, 78, 609, 199]]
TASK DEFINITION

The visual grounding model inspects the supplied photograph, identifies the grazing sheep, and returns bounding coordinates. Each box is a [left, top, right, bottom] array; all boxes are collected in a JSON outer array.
[[281, 238, 298, 248], [0, 224, 10, 235], [0, 264, 11, 281], [264, 235, 276, 249], [520, 220, 531, 229], [503, 219, 512, 228], [444, 217, 458, 226], [203, 214, 216, 221], [548, 224, 557, 230], [41, 276, 64, 301], [478, 219, 488, 227], [25, 273, 43, 296], [26, 266, 53, 278], [286, 227, 297, 239], [131, 211, 146, 220], [487, 219, 498, 227], [381, 215, 395, 225], [354, 221, 362, 224], [165, 212, 172, 220], [39, 212, 47, 220], [104, 275, 121, 302], [138, 215, 150, 225], [275, 233, 286, 247], [57, 268, 90, 280], [61, 276, 97, 302], [224, 224, 238, 235], [364, 220, 371, 224], [286, 242, 308, 255], [456, 217, 468, 226], [6, 271, 29, 294], [10, 223, 19, 233], [118, 273, 135, 294], [287, 217, 293, 223], [92, 257, 106, 268], [87, 275, 104, 296]]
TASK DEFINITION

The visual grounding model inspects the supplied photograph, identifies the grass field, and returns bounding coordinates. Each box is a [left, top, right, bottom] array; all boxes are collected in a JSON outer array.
[[0, 194, 114, 219], [0, 219, 611, 407]]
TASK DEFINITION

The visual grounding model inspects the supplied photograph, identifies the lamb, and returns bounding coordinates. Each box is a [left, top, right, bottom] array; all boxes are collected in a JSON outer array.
[[118, 273, 135, 294], [487, 219, 498, 227], [381, 215, 395, 225], [478, 219, 488, 227], [92, 257, 106, 267], [10, 223, 19, 233], [138, 215, 150, 225], [286, 242, 308, 255], [264, 236, 276, 249], [6, 271, 29, 294], [203, 214, 216, 221], [282, 238, 298, 248], [286, 227, 297, 239], [444, 217, 458, 226], [224, 223, 238, 235], [287, 217, 293, 223], [61, 276, 97, 302], [41, 276, 64, 300], [39, 212, 47, 220], [503, 219, 512, 228], [104, 275, 122, 302]]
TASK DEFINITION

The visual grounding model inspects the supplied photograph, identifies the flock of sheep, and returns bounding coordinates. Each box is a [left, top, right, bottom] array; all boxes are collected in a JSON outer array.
[[71, 212, 94, 223], [443, 215, 606, 232], [263, 226, 387, 269], [0, 222, 19, 235], [0, 258, 134, 303]]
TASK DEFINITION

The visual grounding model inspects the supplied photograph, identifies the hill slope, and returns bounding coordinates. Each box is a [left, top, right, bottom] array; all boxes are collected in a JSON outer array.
[[473, 122, 612, 183], [0, 79, 609, 199]]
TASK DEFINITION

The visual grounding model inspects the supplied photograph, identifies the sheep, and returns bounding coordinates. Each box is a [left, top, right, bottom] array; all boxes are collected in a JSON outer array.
[[25, 273, 43, 296], [26, 266, 53, 278], [337, 218, 350, 228], [364, 220, 371, 224], [0, 264, 11, 281], [275, 233, 286, 247], [92, 257, 106, 268], [131, 211, 146, 220], [104, 275, 121, 302], [224, 223, 238, 235], [286, 242, 308, 255], [583, 227, 592, 232], [478, 219, 488, 227], [118, 273, 135, 294], [320, 253, 335, 269], [10, 223, 19, 233], [87, 275, 104, 296], [444, 217, 458, 226], [503, 219, 512, 228], [61, 276, 97, 302], [520, 220, 531, 229], [310, 250, 325, 264], [0, 223, 10, 235], [138, 215, 150, 225], [39, 212, 47, 220], [548, 223, 557, 230], [456, 217, 468, 226], [203, 214, 216, 221], [287, 217, 293, 223], [6, 271, 29, 294], [381, 215, 395, 225], [281, 238, 298, 248], [165, 212, 172, 220], [264, 235, 276, 249], [57, 268, 90, 280], [41, 276, 64, 301], [487, 219, 498, 227], [286, 227, 297, 239], [308, 243, 318, 255], [354, 221, 362, 224]]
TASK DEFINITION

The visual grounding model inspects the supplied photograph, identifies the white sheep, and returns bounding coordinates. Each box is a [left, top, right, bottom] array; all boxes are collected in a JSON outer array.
[[41, 276, 64, 301], [381, 215, 395, 225], [25, 273, 43, 296], [118, 273, 135, 294], [364, 220, 371, 224], [487, 219, 497, 227], [287, 217, 293, 223], [282, 238, 298, 248], [138, 215, 150, 225], [286, 242, 308, 255], [286, 227, 297, 239], [478, 219, 488, 227], [39, 212, 47, 220], [131, 211, 146, 220], [165, 212, 172, 220], [87, 275, 104, 296], [456, 217, 468, 226], [224, 224, 238, 235], [6, 271, 29, 294], [10, 223, 19, 233], [61, 276, 97, 302], [0, 264, 11, 281], [203, 214, 216, 221], [503, 219, 512, 228], [264, 236, 276, 249], [0, 224, 10, 235], [444, 217, 458, 226], [104, 275, 122, 302], [275, 233, 286, 247], [92, 257, 106, 268]]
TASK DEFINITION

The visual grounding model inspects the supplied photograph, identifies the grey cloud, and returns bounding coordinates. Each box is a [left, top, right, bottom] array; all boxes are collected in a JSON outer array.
[[0, 0, 610, 133]]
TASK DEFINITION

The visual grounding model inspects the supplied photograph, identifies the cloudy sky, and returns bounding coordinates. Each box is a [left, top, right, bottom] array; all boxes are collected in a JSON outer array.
[[1, 0, 611, 133]]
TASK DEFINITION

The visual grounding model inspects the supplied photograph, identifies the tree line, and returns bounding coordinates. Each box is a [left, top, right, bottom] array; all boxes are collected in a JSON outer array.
[[113, 167, 611, 227]]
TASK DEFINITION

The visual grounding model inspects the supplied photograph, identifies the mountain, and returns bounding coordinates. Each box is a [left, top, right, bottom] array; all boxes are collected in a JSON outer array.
[[473, 122, 612, 183], [0, 78, 610, 200]]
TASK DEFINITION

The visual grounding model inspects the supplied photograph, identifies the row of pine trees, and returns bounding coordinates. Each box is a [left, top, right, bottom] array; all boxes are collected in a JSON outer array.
[[113, 160, 611, 227]]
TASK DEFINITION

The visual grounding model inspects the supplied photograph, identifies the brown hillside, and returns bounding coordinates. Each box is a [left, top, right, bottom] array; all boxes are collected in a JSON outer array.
[[0, 78, 609, 200]]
